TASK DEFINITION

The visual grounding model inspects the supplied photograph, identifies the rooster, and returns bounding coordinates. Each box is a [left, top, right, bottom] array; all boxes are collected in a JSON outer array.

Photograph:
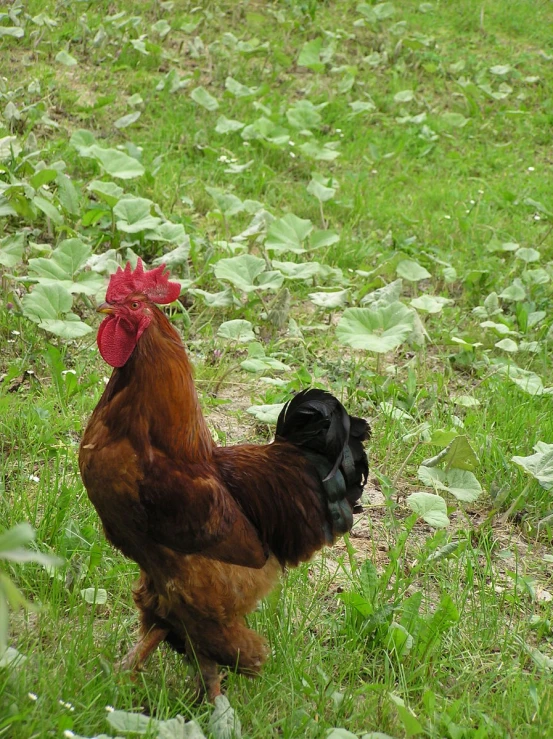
[[79, 259, 369, 700]]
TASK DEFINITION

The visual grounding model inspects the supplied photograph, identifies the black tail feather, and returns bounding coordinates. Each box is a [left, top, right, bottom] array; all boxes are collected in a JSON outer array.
[[276, 389, 370, 538]]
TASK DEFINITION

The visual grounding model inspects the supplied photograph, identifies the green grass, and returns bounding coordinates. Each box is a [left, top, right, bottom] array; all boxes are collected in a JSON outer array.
[[1, 0, 553, 737]]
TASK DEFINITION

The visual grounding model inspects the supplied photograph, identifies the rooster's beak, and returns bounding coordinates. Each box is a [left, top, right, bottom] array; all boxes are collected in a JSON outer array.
[[97, 302, 114, 314]]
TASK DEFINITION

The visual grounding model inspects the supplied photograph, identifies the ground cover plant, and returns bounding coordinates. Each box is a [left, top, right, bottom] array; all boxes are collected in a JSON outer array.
[[1, 0, 553, 736]]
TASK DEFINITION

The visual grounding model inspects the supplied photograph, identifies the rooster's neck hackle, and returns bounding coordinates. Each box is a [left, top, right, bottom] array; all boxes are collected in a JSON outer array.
[[103, 306, 213, 460]]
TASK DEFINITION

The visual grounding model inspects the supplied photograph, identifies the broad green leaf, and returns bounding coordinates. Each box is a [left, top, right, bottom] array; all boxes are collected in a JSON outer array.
[[394, 89, 415, 103], [418, 465, 448, 491], [22, 282, 92, 339], [407, 492, 449, 528], [490, 64, 511, 76], [107, 710, 157, 734], [190, 86, 219, 111], [151, 19, 171, 37], [87, 180, 124, 207], [519, 643, 553, 672], [241, 117, 290, 146], [129, 39, 149, 55], [444, 468, 482, 502], [241, 357, 290, 373], [57, 173, 80, 215], [55, 50, 78, 66], [114, 111, 141, 129], [158, 717, 207, 739], [422, 434, 478, 472], [396, 259, 431, 282], [429, 429, 459, 446], [246, 403, 285, 424], [80, 588, 108, 605], [217, 320, 255, 343], [348, 100, 376, 116], [70, 129, 98, 156], [327, 730, 358, 739], [266, 214, 313, 254], [287, 100, 323, 130], [495, 338, 518, 352], [512, 443, 553, 490], [225, 76, 257, 97], [214, 254, 266, 293], [190, 288, 235, 307], [89, 145, 145, 179], [336, 302, 414, 353], [30, 169, 58, 189], [256, 270, 285, 290], [0, 647, 26, 669], [152, 242, 190, 267], [0, 523, 35, 553], [215, 115, 245, 134], [380, 402, 413, 421], [309, 290, 349, 308], [0, 135, 22, 161], [272, 261, 321, 280], [0, 27, 24, 38], [87, 250, 119, 274], [515, 247, 540, 263], [38, 316, 93, 339], [337, 591, 373, 617], [496, 364, 546, 396], [523, 268, 550, 285], [487, 241, 519, 253], [22, 283, 73, 322], [479, 321, 516, 336], [361, 279, 403, 307], [0, 198, 17, 217], [208, 695, 242, 739], [205, 186, 244, 216], [146, 222, 187, 244], [484, 292, 502, 316], [442, 266, 457, 282], [499, 278, 526, 301], [452, 395, 480, 408], [113, 196, 161, 233], [479, 82, 512, 100], [307, 174, 336, 202], [33, 195, 63, 225], [374, 2, 396, 19], [309, 230, 339, 249], [386, 621, 413, 657], [519, 340, 541, 353], [73, 271, 105, 296], [410, 295, 453, 314], [298, 38, 324, 73], [440, 112, 469, 128], [299, 140, 340, 161], [0, 232, 24, 268], [51, 238, 91, 276]]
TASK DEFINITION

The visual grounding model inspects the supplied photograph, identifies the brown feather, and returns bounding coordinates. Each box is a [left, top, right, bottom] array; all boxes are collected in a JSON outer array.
[[79, 302, 369, 690]]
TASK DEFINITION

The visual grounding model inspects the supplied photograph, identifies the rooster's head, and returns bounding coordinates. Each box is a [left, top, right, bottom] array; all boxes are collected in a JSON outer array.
[[97, 259, 181, 367]]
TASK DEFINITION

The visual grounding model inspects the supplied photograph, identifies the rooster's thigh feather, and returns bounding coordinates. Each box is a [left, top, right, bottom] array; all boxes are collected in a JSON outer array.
[[132, 555, 280, 671]]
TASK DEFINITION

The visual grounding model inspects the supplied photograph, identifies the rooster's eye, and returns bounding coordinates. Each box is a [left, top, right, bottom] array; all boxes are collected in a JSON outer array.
[[130, 301, 140, 310]]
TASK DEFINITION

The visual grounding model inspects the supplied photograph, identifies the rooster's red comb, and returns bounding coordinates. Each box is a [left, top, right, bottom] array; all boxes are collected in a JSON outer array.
[[106, 259, 181, 305]]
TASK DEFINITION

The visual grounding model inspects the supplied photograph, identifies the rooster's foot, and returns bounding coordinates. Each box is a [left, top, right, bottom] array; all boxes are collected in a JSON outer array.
[[115, 626, 169, 674]]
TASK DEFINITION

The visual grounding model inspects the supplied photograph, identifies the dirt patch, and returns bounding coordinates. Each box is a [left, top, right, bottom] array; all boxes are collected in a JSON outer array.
[[55, 67, 98, 108]]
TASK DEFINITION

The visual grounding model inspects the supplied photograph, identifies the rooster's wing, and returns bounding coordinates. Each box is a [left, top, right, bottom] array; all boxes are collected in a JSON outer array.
[[137, 449, 269, 568]]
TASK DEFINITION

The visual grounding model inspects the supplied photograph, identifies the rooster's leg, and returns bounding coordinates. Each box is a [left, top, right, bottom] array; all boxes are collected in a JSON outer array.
[[194, 653, 222, 702], [116, 625, 169, 673]]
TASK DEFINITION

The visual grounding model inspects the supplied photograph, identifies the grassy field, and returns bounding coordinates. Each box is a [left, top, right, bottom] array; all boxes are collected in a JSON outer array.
[[1, 0, 553, 737]]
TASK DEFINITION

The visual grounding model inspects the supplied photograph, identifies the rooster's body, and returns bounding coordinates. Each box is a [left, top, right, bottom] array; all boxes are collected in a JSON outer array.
[[79, 260, 369, 699]]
